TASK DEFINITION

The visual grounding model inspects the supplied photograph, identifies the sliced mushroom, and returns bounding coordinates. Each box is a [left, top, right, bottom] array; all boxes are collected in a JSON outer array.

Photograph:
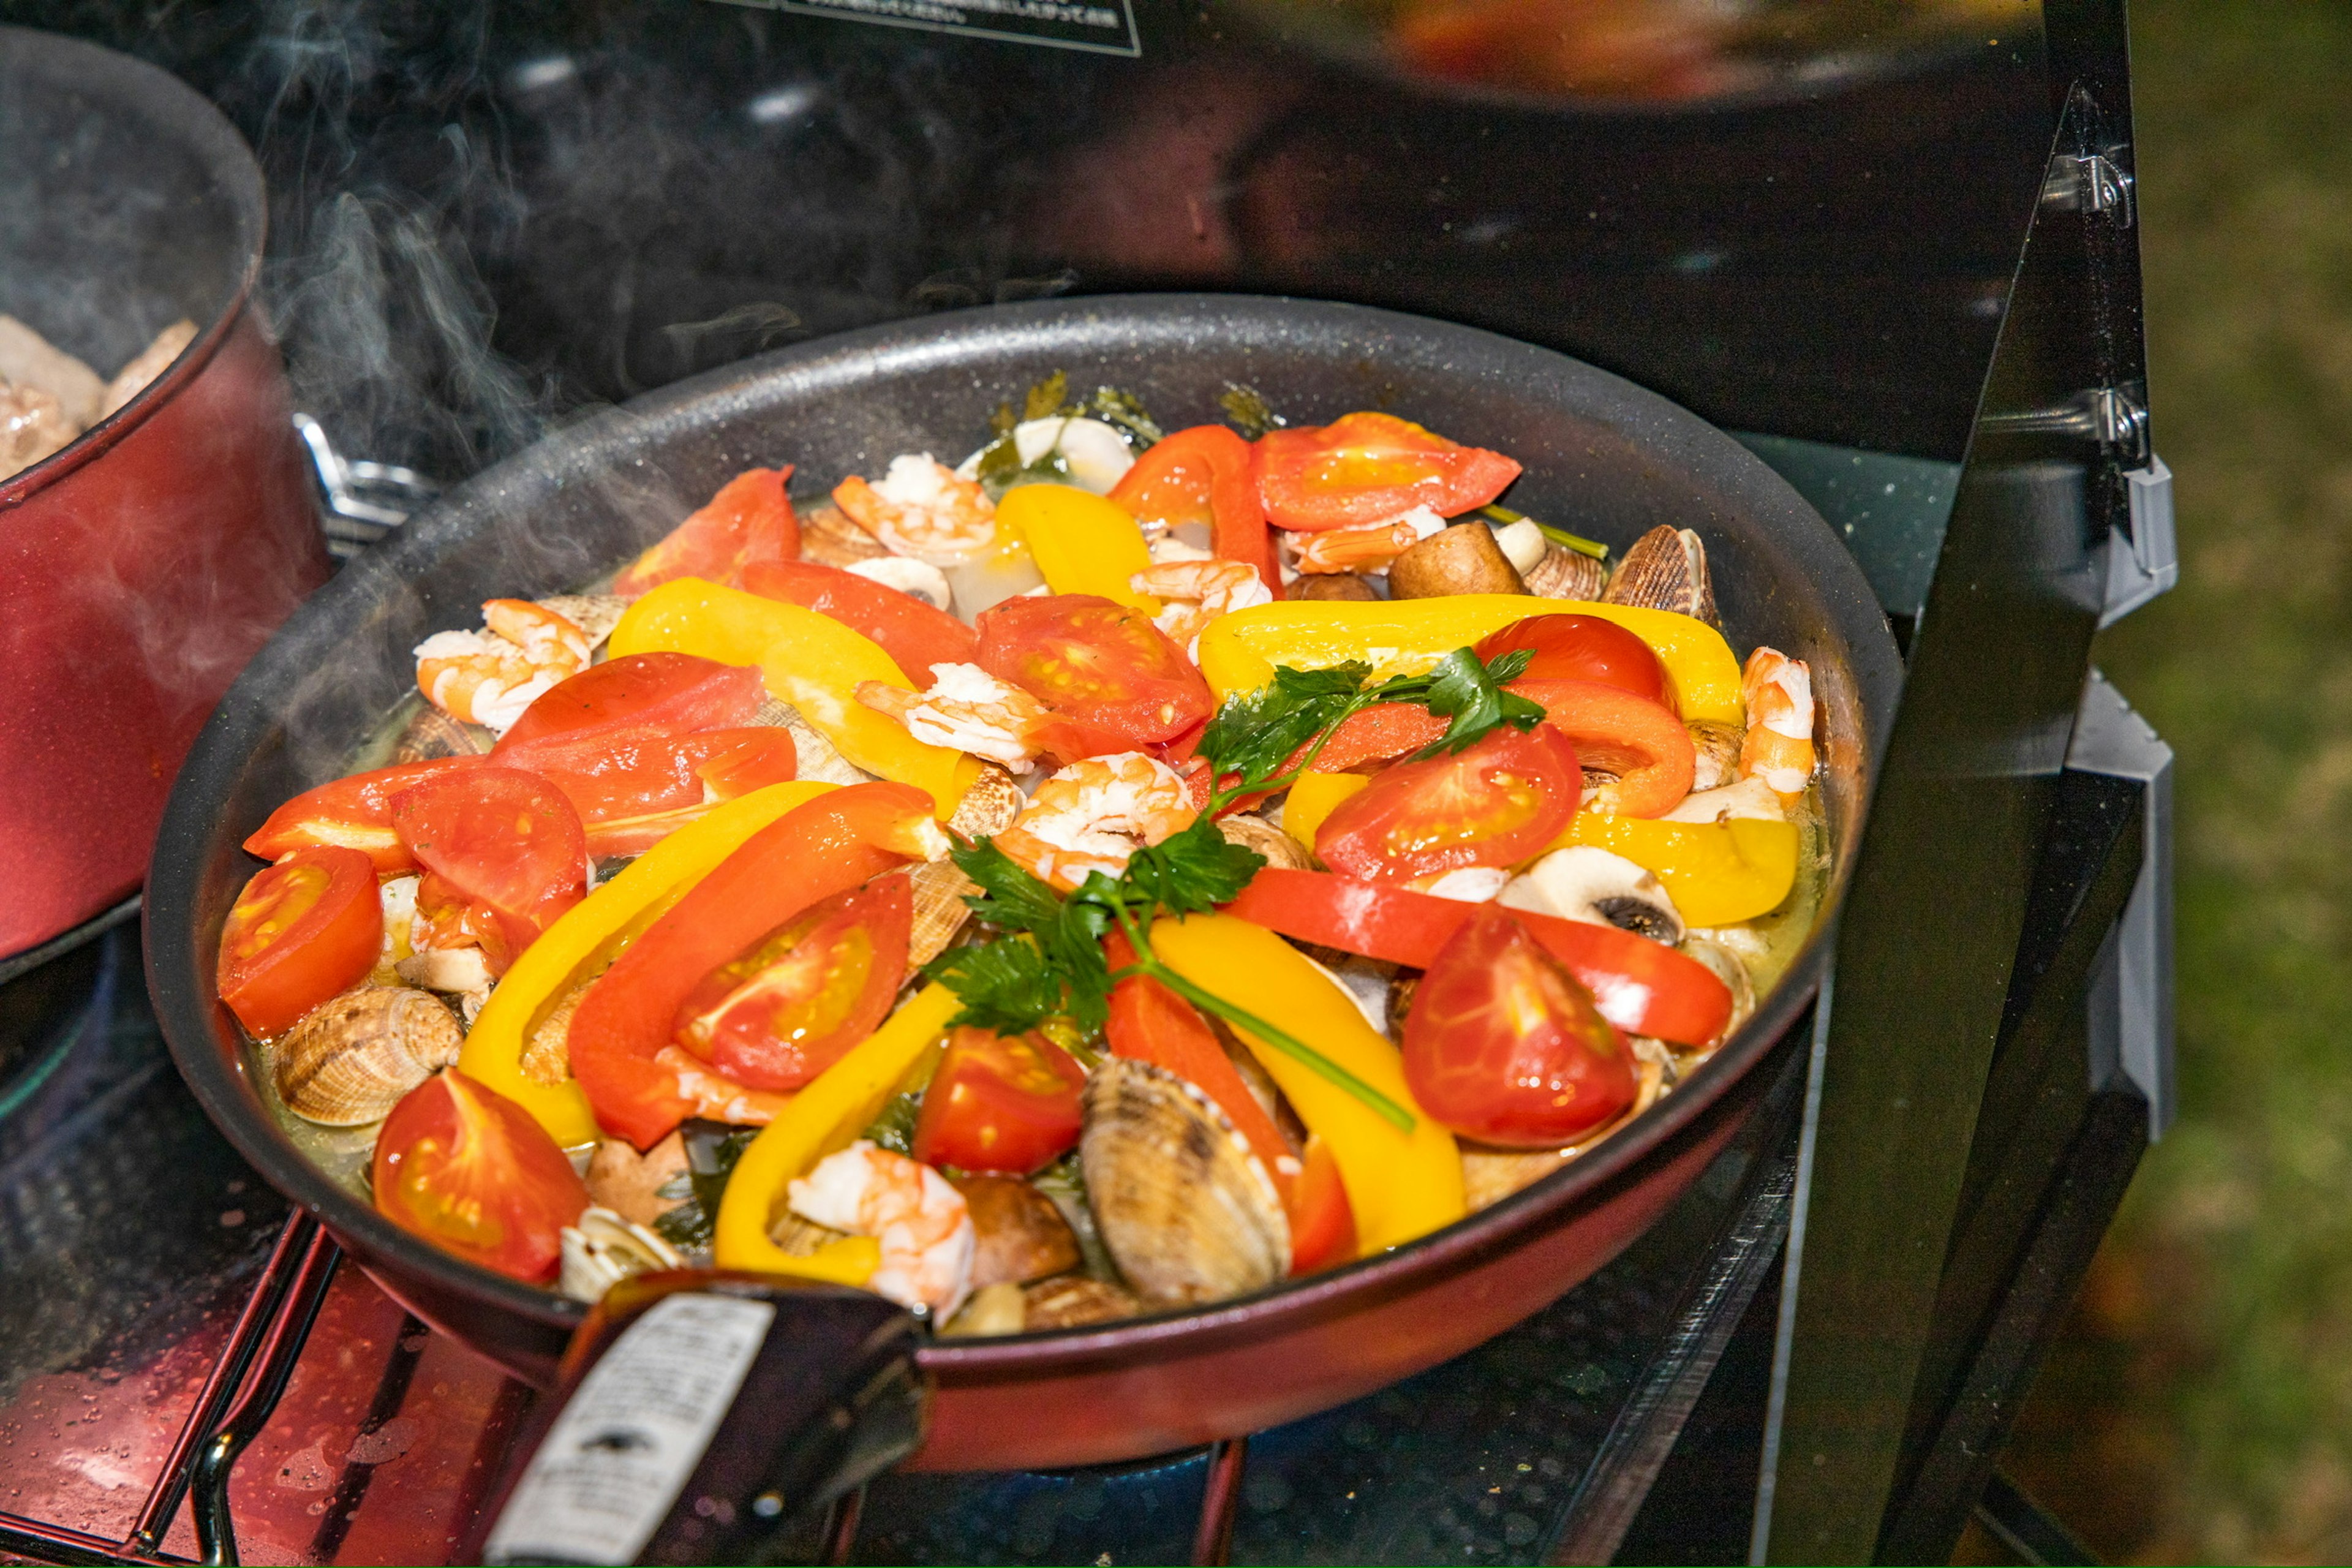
[[1660, 776, 1784, 826], [1389, 521, 1528, 599], [952, 1174, 1082, 1289], [1498, 845, 1686, 946], [941, 1280, 1028, 1337]]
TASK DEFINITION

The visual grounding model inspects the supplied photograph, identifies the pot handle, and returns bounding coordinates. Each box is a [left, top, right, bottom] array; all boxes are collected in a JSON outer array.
[[470, 1272, 926, 1567]]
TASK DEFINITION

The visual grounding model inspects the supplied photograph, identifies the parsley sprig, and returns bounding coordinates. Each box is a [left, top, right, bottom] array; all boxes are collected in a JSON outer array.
[[922, 643, 1544, 1133]]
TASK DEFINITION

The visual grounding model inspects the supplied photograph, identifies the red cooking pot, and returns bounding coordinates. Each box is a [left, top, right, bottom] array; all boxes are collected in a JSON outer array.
[[0, 26, 328, 961]]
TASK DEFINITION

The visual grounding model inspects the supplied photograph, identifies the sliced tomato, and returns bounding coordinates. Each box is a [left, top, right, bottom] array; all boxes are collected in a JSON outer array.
[[610, 467, 799, 595], [389, 767, 586, 973], [568, 782, 936, 1148], [910, 1026, 1087, 1175], [739, 558, 980, 684], [216, 846, 383, 1039], [497, 652, 764, 756], [1223, 867, 1733, 1046], [1403, 903, 1635, 1147], [1107, 426, 1281, 599], [244, 758, 482, 875], [1288, 1134, 1357, 1275], [1475, 614, 1673, 712], [1314, 723, 1580, 881], [1252, 412, 1521, 532], [576, 728, 801, 859], [977, 594, 1212, 755], [372, 1069, 589, 1283], [672, 873, 912, 1090]]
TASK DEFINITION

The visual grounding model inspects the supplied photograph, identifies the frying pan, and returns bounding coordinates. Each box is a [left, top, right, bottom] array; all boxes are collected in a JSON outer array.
[[146, 295, 1901, 1472]]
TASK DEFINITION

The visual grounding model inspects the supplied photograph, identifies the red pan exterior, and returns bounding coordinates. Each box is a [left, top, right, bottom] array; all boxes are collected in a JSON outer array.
[[0, 301, 326, 959]]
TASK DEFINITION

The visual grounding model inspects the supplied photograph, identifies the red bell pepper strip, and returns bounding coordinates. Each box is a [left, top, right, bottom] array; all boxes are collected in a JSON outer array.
[[611, 467, 799, 595], [244, 758, 483, 874], [1224, 868, 1733, 1047], [739, 557, 980, 683], [1108, 425, 1281, 600], [567, 782, 938, 1148]]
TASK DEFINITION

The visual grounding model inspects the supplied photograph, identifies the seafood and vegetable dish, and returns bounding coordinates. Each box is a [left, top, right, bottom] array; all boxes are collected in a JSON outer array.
[[214, 374, 1823, 1336]]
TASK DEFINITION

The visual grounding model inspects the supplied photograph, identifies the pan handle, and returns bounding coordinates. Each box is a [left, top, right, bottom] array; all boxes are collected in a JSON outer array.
[[469, 1272, 926, 1567]]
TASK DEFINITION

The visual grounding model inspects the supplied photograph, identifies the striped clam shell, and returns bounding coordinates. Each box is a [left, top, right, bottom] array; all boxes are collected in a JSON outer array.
[[271, 986, 463, 1126], [1601, 526, 1718, 625]]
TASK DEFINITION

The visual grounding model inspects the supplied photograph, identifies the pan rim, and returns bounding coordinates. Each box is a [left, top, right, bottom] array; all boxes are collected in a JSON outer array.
[[146, 291, 1899, 1373]]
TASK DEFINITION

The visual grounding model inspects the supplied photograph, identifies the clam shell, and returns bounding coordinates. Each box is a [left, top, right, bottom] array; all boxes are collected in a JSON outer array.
[[1080, 1056, 1290, 1308], [272, 987, 463, 1126], [391, 704, 492, 763], [799, 500, 891, 567], [537, 594, 630, 650], [949, 764, 1024, 839], [754, 696, 871, 785], [558, 1205, 684, 1303], [1456, 1055, 1665, 1210], [1678, 935, 1756, 1042], [1020, 1274, 1141, 1330], [1602, 526, 1717, 625], [1216, 813, 1313, 872], [908, 857, 979, 968], [519, 983, 590, 1088], [1687, 718, 1745, 792], [1521, 544, 1607, 601]]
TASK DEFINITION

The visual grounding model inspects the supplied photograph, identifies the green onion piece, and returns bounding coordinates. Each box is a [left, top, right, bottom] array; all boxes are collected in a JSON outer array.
[[1480, 503, 1608, 560]]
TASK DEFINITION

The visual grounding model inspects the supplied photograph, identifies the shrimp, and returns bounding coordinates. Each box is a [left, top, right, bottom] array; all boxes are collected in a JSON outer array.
[[1738, 647, 1815, 800], [1132, 559, 1272, 648], [993, 752, 1199, 891], [832, 454, 999, 565], [789, 1140, 974, 1318], [1287, 505, 1446, 575], [651, 1046, 797, 1127], [856, 663, 1056, 771], [413, 599, 590, 734]]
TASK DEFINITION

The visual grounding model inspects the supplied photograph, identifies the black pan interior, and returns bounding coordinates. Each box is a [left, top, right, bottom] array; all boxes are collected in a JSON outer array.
[[146, 293, 1904, 1357]]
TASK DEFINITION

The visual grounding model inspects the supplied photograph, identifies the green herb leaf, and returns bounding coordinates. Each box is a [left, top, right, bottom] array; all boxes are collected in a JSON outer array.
[[1197, 661, 1372, 791], [862, 1091, 925, 1156], [1379, 646, 1548, 759], [1479, 503, 1609, 560], [1110, 816, 1267, 919], [652, 1121, 760, 1252], [1218, 382, 1284, 440], [1022, 369, 1071, 422], [1080, 386, 1165, 450], [923, 934, 1068, 1035], [951, 837, 1068, 934]]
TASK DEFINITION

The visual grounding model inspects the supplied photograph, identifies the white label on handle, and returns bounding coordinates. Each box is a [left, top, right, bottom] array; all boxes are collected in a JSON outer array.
[[484, 1293, 775, 1566]]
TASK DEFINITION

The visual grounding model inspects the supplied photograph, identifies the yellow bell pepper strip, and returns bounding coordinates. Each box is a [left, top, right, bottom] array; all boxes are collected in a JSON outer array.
[[460, 781, 837, 1146], [1197, 596, 1745, 724], [1150, 913, 1463, 1251], [713, 982, 962, 1284], [998, 484, 1159, 612], [609, 578, 978, 818], [1281, 770, 1370, 856], [1562, 813, 1800, 927]]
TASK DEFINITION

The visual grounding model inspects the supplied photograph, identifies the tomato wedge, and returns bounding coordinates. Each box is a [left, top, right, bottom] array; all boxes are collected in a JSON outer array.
[[673, 873, 912, 1090], [739, 558, 980, 684], [389, 767, 587, 972], [216, 846, 383, 1038], [1107, 425, 1281, 599], [1403, 904, 1635, 1147], [372, 1069, 589, 1283], [1252, 412, 1521, 532], [244, 758, 482, 874], [568, 782, 938, 1148], [910, 1025, 1087, 1175], [497, 652, 764, 758], [576, 728, 801, 859], [976, 594, 1212, 755], [1314, 723, 1580, 881], [610, 467, 799, 595], [1224, 867, 1733, 1046], [1475, 614, 1673, 712]]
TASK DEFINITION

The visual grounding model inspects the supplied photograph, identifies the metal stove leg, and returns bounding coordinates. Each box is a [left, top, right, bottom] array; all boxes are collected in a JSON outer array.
[[1193, 1437, 1248, 1567], [189, 1220, 342, 1566]]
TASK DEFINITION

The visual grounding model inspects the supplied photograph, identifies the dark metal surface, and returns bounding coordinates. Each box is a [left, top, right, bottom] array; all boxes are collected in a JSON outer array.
[[144, 295, 1899, 1458]]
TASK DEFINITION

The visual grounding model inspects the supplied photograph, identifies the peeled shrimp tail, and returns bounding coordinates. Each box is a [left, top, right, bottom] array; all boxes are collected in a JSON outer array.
[[993, 752, 1199, 892], [1737, 647, 1815, 799]]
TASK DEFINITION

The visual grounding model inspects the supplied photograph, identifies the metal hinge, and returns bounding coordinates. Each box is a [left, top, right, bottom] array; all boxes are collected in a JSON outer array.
[[2101, 454, 2177, 627], [1980, 383, 2150, 465], [293, 413, 440, 560], [2041, 151, 2135, 227]]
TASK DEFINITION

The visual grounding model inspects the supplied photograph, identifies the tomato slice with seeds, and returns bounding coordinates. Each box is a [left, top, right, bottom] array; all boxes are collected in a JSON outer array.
[[671, 873, 912, 1091], [216, 845, 384, 1038], [911, 1026, 1088, 1175], [389, 767, 586, 971], [244, 759, 482, 875], [1253, 412, 1521, 532], [1401, 903, 1635, 1147], [739, 557, 980, 684], [1474, 614, 1673, 712], [372, 1068, 589, 1283], [494, 652, 768, 822], [1314, 723, 1580, 882], [976, 593, 1212, 756]]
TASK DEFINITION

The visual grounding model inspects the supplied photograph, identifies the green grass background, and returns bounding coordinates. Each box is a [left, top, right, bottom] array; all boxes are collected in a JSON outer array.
[[1998, 2, 2352, 1559]]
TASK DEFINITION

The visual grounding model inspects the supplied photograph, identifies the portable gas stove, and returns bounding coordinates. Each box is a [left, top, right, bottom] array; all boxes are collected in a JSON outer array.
[[0, 1, 2171, 1561]]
